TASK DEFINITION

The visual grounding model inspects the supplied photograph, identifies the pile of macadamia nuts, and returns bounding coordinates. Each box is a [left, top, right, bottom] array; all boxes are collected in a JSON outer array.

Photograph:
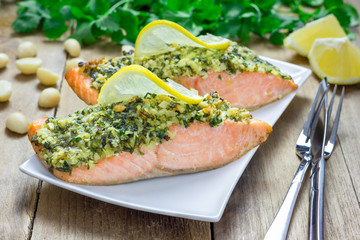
[[2, 39, 82, 134]]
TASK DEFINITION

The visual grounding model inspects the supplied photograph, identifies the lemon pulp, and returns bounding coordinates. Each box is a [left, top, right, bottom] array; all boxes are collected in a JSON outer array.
[[284, 14, 346, 57], [134, 20, 230, 58], [98, 65, 203, 106], [308, 37, 360, 85]]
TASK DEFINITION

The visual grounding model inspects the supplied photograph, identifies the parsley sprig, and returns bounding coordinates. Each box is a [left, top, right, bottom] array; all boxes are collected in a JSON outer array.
[[12, 0, 359, 45]]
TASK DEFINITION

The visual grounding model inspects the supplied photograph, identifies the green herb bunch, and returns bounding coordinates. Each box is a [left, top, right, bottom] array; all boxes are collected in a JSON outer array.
[[12, 0, 359, 45]]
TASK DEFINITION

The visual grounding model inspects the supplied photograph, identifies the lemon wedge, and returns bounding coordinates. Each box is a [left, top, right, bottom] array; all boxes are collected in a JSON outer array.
[[134, 20, 230, 58], [97, 65, 203, 106], [308, 37, 360, 85], [284, 14, 346, 57]]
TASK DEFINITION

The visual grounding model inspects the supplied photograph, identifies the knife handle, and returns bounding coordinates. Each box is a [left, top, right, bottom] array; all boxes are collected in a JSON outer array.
[[309, 157, 325, 240], [264, 156, 311, 240]]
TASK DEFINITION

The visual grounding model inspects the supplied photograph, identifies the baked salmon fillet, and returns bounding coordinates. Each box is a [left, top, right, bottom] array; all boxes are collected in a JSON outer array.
[[28, 93, 272, 185], [66, 42, 297, 109]]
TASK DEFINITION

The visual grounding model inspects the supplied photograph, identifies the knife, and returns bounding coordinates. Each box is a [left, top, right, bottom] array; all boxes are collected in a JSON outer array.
[[308, 85, 329, 240]]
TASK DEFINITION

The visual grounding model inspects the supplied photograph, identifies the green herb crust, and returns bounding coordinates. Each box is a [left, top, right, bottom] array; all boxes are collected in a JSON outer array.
[[139, 42, 292, 81], [82, 42, 292, 90], [32, 92, 251, 172], [82, 53, 133, 90]]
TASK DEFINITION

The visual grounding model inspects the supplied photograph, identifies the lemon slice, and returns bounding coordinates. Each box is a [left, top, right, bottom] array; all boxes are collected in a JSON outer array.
[[308, 37, 360, 85], [134, 20, 230, 58], [98, 65, 203, 106], [284, 14, 346, 57]]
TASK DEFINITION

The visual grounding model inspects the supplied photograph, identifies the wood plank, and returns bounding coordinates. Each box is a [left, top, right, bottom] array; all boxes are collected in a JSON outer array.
[[213, 76, 314, 240], [30, 42, 211, 239], [2, 0, 358, 238], [339, 0, 360, 201], [213, 19, 360, 238], [32, 184, 210, 240], [0, 3, 66, 239]]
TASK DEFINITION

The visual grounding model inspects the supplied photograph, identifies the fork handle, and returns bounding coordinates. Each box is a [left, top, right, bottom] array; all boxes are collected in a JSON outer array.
[[309, 157, 325, 240], [264, 156, 311, 240]]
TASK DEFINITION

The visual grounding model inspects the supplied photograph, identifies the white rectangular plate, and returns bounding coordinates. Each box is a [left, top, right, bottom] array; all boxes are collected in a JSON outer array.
[[19, 57, 311, 222]]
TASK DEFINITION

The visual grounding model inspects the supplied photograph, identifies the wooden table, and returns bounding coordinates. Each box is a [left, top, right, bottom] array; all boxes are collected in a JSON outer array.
[[1, 2, 359, 239]]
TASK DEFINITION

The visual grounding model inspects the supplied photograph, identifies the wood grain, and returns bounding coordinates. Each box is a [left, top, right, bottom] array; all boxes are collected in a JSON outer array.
[[31, 184, 210, 240], [30, 42, 211, 240], [213, 7, 360, 239], [338, 0, 360, 201], [0, 1, 359, 239], [0, 3, 66, 239]]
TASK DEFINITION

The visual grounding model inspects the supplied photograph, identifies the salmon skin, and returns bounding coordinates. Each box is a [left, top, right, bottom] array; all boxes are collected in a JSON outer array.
[[28, 93, 271, 185], [29, 117, 271, 185], [65, 44, 298, 109]]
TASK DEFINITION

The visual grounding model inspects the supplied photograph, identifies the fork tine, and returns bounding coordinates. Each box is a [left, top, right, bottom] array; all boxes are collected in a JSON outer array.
[[327, 84, 337, 123], [309, 88, 328, 141], [301, 79, 328, 139], [326, 86, 345, 155], [308, 85, 344, 239]]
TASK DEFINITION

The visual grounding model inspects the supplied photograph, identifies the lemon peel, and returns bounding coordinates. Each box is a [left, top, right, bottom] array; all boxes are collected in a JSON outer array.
[[284, 14, 346, 57], [134, 20, 230, 58], [98, 65, 203, 106]]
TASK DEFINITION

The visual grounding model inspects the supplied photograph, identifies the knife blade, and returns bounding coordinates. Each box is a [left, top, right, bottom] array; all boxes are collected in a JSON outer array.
[[309, 84, 329, 240]]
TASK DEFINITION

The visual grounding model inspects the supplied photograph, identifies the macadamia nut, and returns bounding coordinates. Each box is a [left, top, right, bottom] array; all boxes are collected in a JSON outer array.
[[64, 39, 81, 57], [16, 58, 42, 74], [0, 80, 12, 102], [6, 112, 29, 134], [38, 88, 61, 108], [17, 41, 37, 58], [65, 58, 84, 72], [37, 67, 59, 86], [0, 53, 9, 68]]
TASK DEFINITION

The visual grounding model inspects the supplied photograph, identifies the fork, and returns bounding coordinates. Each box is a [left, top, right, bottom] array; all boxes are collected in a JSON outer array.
[[264, 79, 329, 240], [309, 84, 345, 240]]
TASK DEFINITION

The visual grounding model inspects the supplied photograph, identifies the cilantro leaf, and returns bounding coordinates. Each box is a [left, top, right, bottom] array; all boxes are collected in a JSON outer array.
[[302, 0, 324, 7], [238, 19, 251, 44], [12, 12, 42, 32], [340, 3, 359, 27], [96, 14, 120, 32], [312, 8, 329, 20], [17, 1, 49, 18], [253, 0, 276, 11], [110, 29, 125, 44], [331, 6, 351, 27], [167, 0, 191, 12], [192, 0, 222, 22], [92, 24, 108, 38], [269, 31, 285, 45], [86, 0, 111, 16], [118, 9, 140, 42], [215, 20, 241, 38], [12, 0, 359, 46], [94, 0, 127, 33], [161, 10, 203, 36], [59, 5, 72, 21], [255, 16, 282, 36], [43, 17, 68, 39], [324, 0, 343, 9], [70, 21, 96, 45], [132, 0, 153, 8], [71, 7, 95, 21], [223, 3, 242, 20]]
